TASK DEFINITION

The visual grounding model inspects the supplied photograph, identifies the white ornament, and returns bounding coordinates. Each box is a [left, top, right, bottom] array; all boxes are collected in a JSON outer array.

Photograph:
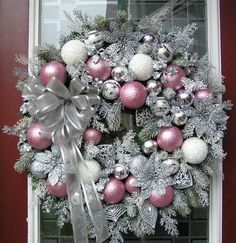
[[61, 40, 88, 65], [182, 137, 208, 164], [128, 54, 153, 81], [78, 159, 101, 182], [30, 161, 47, 179]]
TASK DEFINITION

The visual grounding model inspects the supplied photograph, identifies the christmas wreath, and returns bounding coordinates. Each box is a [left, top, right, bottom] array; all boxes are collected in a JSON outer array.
[[4, 8, 232, 243]]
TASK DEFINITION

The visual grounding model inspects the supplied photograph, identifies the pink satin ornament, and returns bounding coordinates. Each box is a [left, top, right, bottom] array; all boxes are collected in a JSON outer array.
[[83, 128, 102, 145], [157, 126, 183, 152], [103, 177, 126, 204], [86, 57, 111, 81], [119, 81, 147, 109], [148, 186, 174, 208], [125, 175, 141, 193], [47, 180, 67, 197], [163, 64, 186, 90], [40, 61, 68, 86], [27, 123, 52, 150], [194, 88, 213, 100]]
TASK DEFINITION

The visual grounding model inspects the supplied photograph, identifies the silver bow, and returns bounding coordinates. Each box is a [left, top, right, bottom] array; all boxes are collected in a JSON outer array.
[[23, 77, 109, 243]]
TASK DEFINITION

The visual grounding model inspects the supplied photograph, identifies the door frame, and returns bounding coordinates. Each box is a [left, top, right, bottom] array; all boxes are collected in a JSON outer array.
[[27, 0, 223, 242]]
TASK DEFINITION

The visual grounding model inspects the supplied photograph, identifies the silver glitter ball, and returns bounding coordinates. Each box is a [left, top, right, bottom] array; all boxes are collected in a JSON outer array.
[[30, 161, 47, 179], [87, 30, 104, 49], [142, 140, 158, 154], [162, 159, 180, 175], [157, 43, 173, 62], [130, 155, 148, 173], [111, 66, 129, 82], [176, 90, 193, 107], [142, 33, 156, 44], [101, 80, 121, 100], [113, 163, 129, 180], [150, 97, 170, 117], [146, 80, 162, 94], [173, 111, 188, 126]]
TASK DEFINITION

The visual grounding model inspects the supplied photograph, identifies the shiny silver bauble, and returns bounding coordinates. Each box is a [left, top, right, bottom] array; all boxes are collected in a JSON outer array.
[[157, 43, 173, 62], [162, 159, 180, 175], [146, 80, 162, 94], [142, 140, 158, 154], [111, 66, 129, 82], [101, 80, 121, 100], [150, 97, 170, 117], [113, 163, 129, 180], [176, 90, 193, 107], [172, 111, 188, 126]]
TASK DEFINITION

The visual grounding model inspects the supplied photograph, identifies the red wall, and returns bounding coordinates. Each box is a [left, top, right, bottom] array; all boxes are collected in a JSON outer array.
[[0, 0, 29, 242]]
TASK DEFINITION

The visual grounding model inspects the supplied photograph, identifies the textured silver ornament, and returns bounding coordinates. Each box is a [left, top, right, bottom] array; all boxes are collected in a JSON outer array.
[[157, 43, 173, 62], [176, 90, 193, 107], [30, 161, 47, 179], [142, 33, 157, 44], [172, 111, 188, 126], [146, 80, 162, 94], [101, 80, 121, 100], [130, 155, 148, 176], [105, 204, 126, 222], [87, 30, 104, 49], [174, 169, 193, 189], [150, 97, 170, 117], [162, 159, 180, 175], [111, 66, 129, 82], [139, 201, 158, 228], [142, 140, 158, 154], [113, 163, 129, 180]]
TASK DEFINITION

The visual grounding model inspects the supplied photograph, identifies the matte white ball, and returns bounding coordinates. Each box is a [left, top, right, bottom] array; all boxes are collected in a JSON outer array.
[[182, 137, 208, 164], [78, 160, 101, 182], [128, 54, 153, 81], [61, 40, 88, 65]]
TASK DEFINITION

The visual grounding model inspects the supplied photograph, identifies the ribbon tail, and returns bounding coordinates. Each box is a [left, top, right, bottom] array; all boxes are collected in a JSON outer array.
[[60, 142, 89, 243]]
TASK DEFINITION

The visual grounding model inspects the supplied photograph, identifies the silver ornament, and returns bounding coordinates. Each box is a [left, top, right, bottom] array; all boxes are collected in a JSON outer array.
[[146, 80, 162, 94], [162, 159, 180, 175], [87, 30, 104, 49], [176, 90, 193, 107], [172, 111, 188, 126], [30, 161, 47, 179], [113, 163, 129, 180], [111, 66, 129, 82], [142, 33, 156, 44], [150, 97, 170, 117], [130, 155, 148, 175], [139, 201, 158, 229], [142, 140, 158, 154], [157, 43, 173, 62], [174, 169, 193, 189], [101, 80, 121, 100], [105, 205, 126, 222]]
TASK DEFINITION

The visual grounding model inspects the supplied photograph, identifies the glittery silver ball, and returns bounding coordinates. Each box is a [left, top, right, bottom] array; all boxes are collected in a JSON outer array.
[[146, 80, 162, 94], [130, 155, 148, 173], [111, 66, 129, 82], [30, 161, 47, 179], [176, 90, 193, 107], [172, 111, 188, 126], [142, 140, 158, 154], [157, 43, 173, 62], [101, 80, 121, 100], [162, 159, 180, 175], [87, 30, 104, 49], [150, 97, 170, 117], [142, 33, 156, 44], [113, 163, 129, 180]]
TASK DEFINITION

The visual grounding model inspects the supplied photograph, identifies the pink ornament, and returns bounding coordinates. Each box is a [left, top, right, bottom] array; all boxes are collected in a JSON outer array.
[[157, 126, 183, 152], [162, 64, 186, 90], [194, 88, 213, 100], [27, 123, 52, 150], [47, 180, 67, 197], [40, 61, 68, 86], [148, 186, 174, 208], [83, 128, 102, 145], [125, 175, 141, 193], [86, 57, 111, 81], [103, 177, 126, 204], [119, 81, 147, 109]]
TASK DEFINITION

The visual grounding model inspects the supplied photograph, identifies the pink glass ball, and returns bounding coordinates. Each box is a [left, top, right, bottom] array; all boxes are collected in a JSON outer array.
[[194, 88, 213, 100], [27, 123, 52, 150], [103, 177, 126, 204], [86, 57, 111, 81], [119, 81, 147, 109], [163, 64, 186, 90], [125, 175, 141, 193], [83, 128, 102, 145], [40, 61, 68, 86], [47, 180, 67, 197], [148, 186, 174, 208], [157, 126, 183, 152]]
